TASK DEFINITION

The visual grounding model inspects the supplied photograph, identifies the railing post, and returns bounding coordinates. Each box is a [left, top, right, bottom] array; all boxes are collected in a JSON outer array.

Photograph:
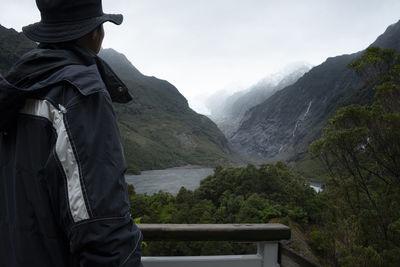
[[257, 242, 279, 267]]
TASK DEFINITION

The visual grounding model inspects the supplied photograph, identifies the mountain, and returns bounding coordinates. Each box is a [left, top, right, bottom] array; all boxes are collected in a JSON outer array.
[[0, 25, 236, 173], [230, 19, 400, 162], [206, 64, 311, 138], [99, 49, 236, 172]]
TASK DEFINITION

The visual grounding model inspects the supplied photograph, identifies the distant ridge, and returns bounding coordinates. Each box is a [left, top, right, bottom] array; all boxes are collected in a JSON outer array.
[[207, 64, 312, 138]]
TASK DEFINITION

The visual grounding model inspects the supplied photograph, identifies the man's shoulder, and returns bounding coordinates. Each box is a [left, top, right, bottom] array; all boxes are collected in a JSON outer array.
[[8, 46, 107, 97], [54, 64, 107, 97]]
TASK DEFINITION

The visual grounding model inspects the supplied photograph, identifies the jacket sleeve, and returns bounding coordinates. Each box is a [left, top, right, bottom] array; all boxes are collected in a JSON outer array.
[[59, 88, 142, 267]]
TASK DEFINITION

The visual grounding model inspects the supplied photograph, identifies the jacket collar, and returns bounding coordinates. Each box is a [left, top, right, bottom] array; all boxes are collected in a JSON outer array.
[[6, 43, 132, 103]]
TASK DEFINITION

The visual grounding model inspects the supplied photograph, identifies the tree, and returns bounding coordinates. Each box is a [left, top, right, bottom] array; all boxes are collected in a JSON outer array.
[[311, 47, 400, 266]]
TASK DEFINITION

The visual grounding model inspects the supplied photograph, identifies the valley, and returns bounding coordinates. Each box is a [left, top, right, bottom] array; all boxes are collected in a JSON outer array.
[[2, 17, 400, 265]]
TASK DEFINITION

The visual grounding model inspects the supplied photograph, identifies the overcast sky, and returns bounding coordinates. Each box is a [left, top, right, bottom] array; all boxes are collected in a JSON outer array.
[[2, 0, 400, 113]]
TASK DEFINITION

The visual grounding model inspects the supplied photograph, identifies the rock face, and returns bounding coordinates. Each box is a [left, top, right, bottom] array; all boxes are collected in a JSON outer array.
[[207, 64, 311, 138], [230, 19, 400, 161]]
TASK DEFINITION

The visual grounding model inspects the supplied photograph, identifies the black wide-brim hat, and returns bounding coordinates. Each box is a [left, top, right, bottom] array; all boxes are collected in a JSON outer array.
[[22, 0, 123, 43]]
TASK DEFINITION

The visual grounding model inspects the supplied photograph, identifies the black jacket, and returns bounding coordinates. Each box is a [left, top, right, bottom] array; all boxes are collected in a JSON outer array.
[[0, 44, 142, 267]]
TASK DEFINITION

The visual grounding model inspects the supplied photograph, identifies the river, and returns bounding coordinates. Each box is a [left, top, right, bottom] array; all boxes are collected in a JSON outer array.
[[125, 166, 323, 195], [125, 166, 214, 195]]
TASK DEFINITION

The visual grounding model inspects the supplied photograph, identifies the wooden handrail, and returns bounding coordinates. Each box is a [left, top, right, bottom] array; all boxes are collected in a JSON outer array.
[[137, 223, 291, 242]]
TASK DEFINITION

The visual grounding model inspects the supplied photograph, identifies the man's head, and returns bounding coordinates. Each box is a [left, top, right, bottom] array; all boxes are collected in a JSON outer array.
[[22, 0, 122, 46], [76, 24, 105, 54]]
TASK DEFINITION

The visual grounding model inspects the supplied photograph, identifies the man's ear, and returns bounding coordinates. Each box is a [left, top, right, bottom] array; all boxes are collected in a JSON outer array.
[[91, 28, 100, 40], [91, 25, 104, 42]]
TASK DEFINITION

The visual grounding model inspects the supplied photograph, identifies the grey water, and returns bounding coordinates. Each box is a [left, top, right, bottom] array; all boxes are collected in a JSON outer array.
[[125, 166, 214, 195], [126, 166, 324, 195]]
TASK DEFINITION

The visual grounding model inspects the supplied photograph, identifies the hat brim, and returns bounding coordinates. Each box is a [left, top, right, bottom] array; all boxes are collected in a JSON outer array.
[[22, 14, 123, 43]]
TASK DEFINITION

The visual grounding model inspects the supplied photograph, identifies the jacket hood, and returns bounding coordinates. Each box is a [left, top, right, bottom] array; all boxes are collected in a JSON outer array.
[[0, 43, 132, 132]]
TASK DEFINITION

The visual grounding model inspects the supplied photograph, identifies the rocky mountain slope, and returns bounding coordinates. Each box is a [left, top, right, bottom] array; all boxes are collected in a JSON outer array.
[[230, 19, 400, 161], [0, 25, 236, 172], [207, 64, 311, 138]]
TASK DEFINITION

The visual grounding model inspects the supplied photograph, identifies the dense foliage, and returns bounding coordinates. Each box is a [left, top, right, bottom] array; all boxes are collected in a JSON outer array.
[[311, 47, 400, 266], [128, 163, 324, 256]]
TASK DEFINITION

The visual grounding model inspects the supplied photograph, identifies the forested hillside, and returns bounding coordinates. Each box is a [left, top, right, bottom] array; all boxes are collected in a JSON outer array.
[[99, 49, 237, 172], [309, 47, 400, 266]]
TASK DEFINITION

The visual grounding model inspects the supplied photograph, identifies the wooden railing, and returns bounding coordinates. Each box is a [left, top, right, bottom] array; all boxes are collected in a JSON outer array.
[[138, 224, 291, 267]]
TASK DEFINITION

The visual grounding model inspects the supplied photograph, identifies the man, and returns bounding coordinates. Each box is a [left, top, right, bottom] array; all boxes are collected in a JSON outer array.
[[0, 0, 143, 266]]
